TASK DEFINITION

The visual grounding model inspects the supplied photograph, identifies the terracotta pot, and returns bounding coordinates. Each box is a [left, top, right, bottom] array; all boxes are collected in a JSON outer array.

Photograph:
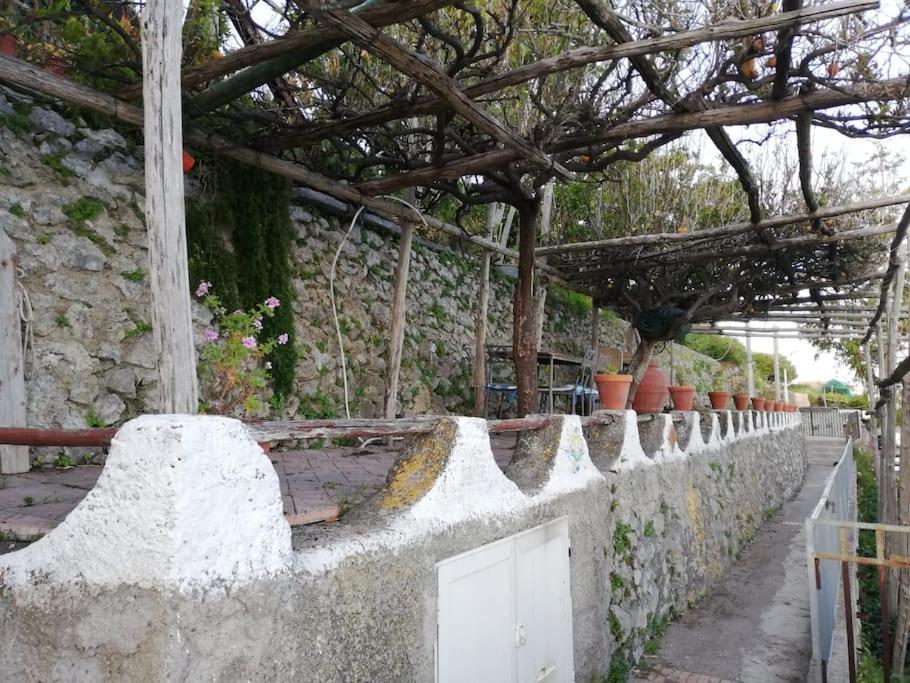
[[632, 360, 669, 413], [44, 56, 67, 76], [258, 441, 271, 454], [773, 401, 781, 412], [594, 373, 633, 410], [670, 385, 696, 411], [751, 397, 765, 411], [0, 33, 18, 58], [709, 391, 731, 410], [732, 394, 750, 411], [182, 150, 196, 173]]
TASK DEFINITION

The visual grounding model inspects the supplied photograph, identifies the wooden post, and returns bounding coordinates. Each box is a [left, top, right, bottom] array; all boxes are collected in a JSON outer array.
[[473, 204, 501, 417], [783, 367, 789, 403], [591, 305, 600, 352], [534, 180, 555, 347], [746, 322, 755, 397], [773, 332, 781, 401], [384, 188, 416, 421], [0, 230, 28, 473], [141, 0, 198, 413]]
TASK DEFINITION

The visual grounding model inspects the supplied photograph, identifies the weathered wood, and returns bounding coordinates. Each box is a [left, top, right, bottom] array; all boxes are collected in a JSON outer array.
[[263, 0, 876, 150], [473, 204, 500, 417], [534, 181, 555, 345], [141, 0, 198, 413], [773, 334, 781, 401], [0, 230, 28, 473], [356, 76, 910, 196], [318, 10, 570, 179], [0, 55, 567, 278], [384, 190, 416, 422], [863, 204, 910, 342], [625, 338, 655, 408]]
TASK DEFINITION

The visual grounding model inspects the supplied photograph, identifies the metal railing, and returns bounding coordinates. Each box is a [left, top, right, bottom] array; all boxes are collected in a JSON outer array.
[[806, 437, 856, 681], [806, 438, 910, 682], [801, 408, 846, 438]]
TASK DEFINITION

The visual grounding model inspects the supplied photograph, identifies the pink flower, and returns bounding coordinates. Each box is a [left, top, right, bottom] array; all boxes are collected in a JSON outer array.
[[203, 328, 218, 342], [277, 333, 289, 345], [195, 281, 212, 298], [264, 296, 280, 310], [241, 336, 257, 350], [253, 318, 263, 331]]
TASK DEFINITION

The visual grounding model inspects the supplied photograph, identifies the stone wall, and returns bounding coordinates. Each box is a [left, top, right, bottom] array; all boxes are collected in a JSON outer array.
[[0, 88, 725, 438], [0, 409, 806, 680]]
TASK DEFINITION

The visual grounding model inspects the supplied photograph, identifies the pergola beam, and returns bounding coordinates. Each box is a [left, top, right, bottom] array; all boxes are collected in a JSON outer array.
[[862, 204, 910, 342], [262, 0, 877, 151], [0, 54, 574, 282], [316, 9, 570, 179], [356, 76, 910, 196]]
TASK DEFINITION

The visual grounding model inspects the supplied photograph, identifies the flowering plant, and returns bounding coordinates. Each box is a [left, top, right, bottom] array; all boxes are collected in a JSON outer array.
[[195, 281, 289, 418]]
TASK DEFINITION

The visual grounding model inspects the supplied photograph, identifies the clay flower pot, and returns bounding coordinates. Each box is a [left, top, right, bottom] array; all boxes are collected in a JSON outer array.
[[670, 385, 697, 411], [708, 391, 730, 410], [0, 33, 19, 58], [632, 360, 670, 414], [751, 397, 765, 411], [732, 394, 750, 411], [258, 441, 271, 455], [594, 374, 633, 410]]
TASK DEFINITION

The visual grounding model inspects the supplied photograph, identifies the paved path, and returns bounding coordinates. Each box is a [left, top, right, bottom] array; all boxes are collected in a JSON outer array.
[[634, 441, 843, 683], [0, 434, 517, 540]]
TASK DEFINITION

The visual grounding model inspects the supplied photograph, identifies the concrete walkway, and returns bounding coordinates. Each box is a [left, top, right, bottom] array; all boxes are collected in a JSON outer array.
[[634, 438, 845, 683]]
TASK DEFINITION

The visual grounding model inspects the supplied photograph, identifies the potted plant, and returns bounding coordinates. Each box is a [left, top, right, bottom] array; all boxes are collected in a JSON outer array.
[[708, 370, 730, 410], [669, 367, 696, 411], [751, 396, 765, 411], [633, 359, 670, 413], [594, 363, 633, 411], [731, 375, 750, 410]]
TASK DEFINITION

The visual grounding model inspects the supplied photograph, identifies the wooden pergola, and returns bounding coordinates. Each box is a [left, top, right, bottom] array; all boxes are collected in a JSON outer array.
[[0, 0, 908, 424]]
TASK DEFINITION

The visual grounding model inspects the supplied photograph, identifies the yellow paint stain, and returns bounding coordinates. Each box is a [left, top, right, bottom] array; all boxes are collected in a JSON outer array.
[[378, 420, 455, 510]]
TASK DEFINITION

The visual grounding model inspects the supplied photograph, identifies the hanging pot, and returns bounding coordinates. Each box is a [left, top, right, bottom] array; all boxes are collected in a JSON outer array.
[[732, 394, 750, 411], [709, 391, 731, 410], [670, 385, 696, 411], [43, 56, 67, 76], [632, 360, 669, 413], [594, 374, 633, 411]]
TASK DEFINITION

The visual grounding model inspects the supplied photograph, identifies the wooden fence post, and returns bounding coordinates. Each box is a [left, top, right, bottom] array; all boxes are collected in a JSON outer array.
[[141, 0, 198, 413], [0, 229, 28, 473]]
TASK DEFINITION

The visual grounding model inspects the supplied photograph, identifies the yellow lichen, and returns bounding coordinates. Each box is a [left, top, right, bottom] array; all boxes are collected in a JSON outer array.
[[378, 420, 455, 510]]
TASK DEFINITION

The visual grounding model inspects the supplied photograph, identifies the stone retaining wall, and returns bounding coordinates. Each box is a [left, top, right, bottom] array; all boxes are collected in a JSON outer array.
[[0, 410, 806, 680]]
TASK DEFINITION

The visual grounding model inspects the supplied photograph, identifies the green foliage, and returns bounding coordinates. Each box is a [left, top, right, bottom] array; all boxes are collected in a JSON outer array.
[[613, 521, 633, 557], [753, 352, 797, 384], [604, 654, 630, 683], [682, 334, 746, 367], [123, 321, 152, 340], [186, 161, 297, 400], [120, 268, 144, 282], [298, 389, 337, 419], [548, 283, 593, 317], [643, 520, 656, 538], [85, 409, 103, 428], [36, 232, 51, 245], [608, 611, 624, 641], [55, 453, 75, 468], [8, 203, 25, 218], [54, 313, 70, 328], [855, 446, 885, 664], [196, 286, 287, 418], [63, 196, 105, 225], [610, 573, 625, 592], [41, 153, 74, 180]]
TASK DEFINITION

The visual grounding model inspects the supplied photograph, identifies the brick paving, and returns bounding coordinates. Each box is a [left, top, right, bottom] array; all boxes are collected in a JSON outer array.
[[634, 660, 736, 683], [0, 433, 517, 541]]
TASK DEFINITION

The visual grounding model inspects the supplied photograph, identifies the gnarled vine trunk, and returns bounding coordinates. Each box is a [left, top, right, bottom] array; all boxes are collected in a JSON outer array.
[[625, 338, 655, 409], [513, 200, 540, 417]]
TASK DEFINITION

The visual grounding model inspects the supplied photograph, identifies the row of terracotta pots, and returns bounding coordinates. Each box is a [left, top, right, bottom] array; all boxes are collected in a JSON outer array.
[[0, 34, 67, 75], [594, 360, 800, 413]]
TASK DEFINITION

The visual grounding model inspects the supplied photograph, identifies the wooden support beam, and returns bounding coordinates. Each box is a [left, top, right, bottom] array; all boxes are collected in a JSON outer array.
[[0, 55, 574, 284], [317, 10, 570, 179], [141, 0, 198, 413], [262, 0, 877, 150], [355, 76, 910, 196], [384, 190, 416, 422], [863, 204, 910, 342], [0, 229, 28, 473], [566, 221, 900, 281]]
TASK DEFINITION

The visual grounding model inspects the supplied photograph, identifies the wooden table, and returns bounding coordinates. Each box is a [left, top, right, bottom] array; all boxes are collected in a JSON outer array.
[[485, 346, 585, 414]]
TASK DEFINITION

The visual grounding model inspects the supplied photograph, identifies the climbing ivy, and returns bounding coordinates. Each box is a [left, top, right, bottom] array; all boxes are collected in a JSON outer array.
[[186, 160, 298, 401]]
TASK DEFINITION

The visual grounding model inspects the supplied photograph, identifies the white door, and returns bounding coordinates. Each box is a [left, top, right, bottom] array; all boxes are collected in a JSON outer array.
[[437, 518, 574, 683]]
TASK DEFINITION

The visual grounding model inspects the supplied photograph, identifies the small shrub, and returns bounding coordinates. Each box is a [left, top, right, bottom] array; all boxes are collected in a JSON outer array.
[[120, 269, 144, 282], [123, 322, 152, 340], [54, 314, 70, 328], [643, 520, 656, 538], [613, 521, 633, 556], [8, 203, 25, 218], [610, 573, 625, 591], [36, 232, 51, 245], [42, 153, 74, 180]]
